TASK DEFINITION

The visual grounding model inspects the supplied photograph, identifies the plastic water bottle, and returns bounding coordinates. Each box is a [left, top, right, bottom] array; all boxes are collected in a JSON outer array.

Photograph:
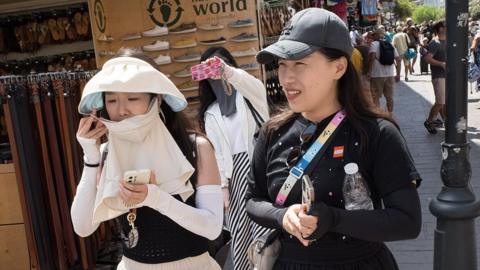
[[342, 163, 374, 210]]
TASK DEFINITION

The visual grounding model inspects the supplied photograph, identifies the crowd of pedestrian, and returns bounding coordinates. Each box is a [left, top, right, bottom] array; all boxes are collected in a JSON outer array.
[[348, 18, 447, 134]]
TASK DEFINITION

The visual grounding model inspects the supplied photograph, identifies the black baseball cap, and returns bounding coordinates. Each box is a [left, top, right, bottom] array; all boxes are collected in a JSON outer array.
[[256, 8, 353, 64]]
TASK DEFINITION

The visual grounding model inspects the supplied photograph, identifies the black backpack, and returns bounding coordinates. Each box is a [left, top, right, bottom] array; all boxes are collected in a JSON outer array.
[[378, 40, 395, 65]]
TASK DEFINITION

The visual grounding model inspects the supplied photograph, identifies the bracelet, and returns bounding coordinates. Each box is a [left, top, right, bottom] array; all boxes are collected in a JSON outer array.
[[84, 162, 100, 168]]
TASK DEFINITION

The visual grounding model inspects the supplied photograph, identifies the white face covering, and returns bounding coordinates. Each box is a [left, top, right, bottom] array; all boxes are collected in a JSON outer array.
[[93, 98, 195, 223], [100, 99, 157, 143]]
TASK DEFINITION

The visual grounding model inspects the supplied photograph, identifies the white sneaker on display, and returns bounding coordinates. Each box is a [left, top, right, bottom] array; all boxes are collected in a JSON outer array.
[[232, 48, 257, 57], [154, 54, 172, 65], [142, 25, 169, 37], [143, 40, 169, 51], [198, 23, 224, 31]]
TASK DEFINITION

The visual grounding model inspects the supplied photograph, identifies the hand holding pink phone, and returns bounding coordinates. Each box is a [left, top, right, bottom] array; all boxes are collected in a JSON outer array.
[[190, 57, 222, 81]]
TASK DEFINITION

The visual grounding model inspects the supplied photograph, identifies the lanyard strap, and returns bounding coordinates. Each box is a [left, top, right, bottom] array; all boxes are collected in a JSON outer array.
[[274, 110, 346, 206]]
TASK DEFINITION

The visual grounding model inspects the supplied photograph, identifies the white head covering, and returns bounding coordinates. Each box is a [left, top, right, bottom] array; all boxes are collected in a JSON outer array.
[[78, 57, 194, 223], [79, 56, 187, 114]]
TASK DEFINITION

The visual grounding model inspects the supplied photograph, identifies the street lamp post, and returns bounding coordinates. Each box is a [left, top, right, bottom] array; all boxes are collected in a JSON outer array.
[[429, 0, 480, 269]]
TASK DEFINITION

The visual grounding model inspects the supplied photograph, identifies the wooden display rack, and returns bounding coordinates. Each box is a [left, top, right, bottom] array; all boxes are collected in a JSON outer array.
[[88, 0, 261, 108], [0, 163, 30, 270]]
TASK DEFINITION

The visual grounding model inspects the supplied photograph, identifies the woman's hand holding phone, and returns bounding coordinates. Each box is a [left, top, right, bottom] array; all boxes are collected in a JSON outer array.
[[205, 56, 225, 80], [77, 109, 107, 142], [298, 175, 317, 239], [76, 109, 107, 164], [119, 170, 156, 206], [190, 56, 233, 81]]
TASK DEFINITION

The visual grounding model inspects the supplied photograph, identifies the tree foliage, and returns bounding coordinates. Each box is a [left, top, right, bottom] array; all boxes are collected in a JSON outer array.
[[393, 0, 415, 21], [413, 5, 444, 23], [471, 0, 480, 20]]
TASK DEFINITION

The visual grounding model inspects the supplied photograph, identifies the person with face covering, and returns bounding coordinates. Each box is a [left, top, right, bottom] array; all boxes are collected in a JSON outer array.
[[70, 50, 223, 270], [197, 47, 270, 270], [246, 8, 422, 269]]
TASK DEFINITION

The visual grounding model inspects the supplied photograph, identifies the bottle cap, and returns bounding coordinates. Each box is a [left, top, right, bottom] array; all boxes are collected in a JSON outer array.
[[344, 163, 359, 174]]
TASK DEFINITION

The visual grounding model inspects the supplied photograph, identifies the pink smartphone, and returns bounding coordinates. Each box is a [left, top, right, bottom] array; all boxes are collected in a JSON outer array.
[[191, 58, 222, 81]]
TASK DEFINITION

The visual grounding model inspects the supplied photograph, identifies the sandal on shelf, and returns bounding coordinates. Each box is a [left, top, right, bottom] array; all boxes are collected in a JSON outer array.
[[14, 25, 27, 52], [261, 11, 273, 36], [24, 22, 37, 51], [73, 12, 83, 36], [80, 11, 90, 36], [56, 17, 66, 41], [60, 17, 77, 40], [38, 22, 50, 45], [48, 18, 61, 41]]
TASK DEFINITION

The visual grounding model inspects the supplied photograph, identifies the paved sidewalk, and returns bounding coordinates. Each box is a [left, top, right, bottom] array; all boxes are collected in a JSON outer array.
[[384, 67, 480, 270]]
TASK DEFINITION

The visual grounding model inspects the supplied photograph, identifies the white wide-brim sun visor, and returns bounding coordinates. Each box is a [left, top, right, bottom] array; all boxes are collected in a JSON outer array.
[[78, 57, 188, 114]]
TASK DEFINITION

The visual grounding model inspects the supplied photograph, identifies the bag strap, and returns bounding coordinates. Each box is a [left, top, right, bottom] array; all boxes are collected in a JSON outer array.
[[274, 110, 346, 206], [244, 97, 264, 128], [258, 229, 282, 253]]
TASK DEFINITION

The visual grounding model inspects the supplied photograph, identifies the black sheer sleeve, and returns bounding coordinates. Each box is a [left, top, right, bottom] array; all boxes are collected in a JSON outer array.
[[308, 185, 421, 241], [245, 129, 287, 229], [308, 120, 422, 241]]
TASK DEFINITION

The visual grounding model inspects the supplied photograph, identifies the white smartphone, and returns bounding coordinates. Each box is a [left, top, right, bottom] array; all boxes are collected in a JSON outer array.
[[123, 169, 151, 185]]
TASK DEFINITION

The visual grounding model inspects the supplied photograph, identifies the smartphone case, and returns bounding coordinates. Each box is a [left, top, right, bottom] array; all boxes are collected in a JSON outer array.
[[191, 58, 222, 81], [124, 169, 151, 185], [302, 175, 315, 212]]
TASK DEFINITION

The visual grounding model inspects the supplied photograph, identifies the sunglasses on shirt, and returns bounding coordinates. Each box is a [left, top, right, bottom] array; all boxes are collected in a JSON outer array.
[[285, 123, 317, 168]]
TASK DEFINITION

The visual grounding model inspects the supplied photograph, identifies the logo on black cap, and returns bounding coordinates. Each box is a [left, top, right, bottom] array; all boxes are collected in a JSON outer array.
[[281, 21, 293, 36]]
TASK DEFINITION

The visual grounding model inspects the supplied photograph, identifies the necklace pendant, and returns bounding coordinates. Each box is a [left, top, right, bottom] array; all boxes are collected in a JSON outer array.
[[125, 227, 139, 248]]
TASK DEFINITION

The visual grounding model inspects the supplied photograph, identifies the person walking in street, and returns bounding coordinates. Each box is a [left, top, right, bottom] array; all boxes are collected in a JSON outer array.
[[197, 47, 270, 270], [392, 26, 411, 81], [405, 18, 420, 74], [350, 25, 361, 47], [71, 50, 223, 270], [353, 32, 373, 103], [247, 8, 422, 270], [367, 29, 401, 115], [470, 30, 480, 92], [424, 20, 447, 134], [420, 21, 433, 42], [419, 37, 430, 74], [385, 26, 395, 43], [407, 26, 420, 74]]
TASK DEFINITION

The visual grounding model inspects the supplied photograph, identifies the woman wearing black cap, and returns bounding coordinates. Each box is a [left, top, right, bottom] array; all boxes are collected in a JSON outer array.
[[246, 8, 421, 269]]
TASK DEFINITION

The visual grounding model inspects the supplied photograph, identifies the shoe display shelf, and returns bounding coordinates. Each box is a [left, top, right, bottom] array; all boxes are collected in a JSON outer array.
[[88, 0, 262, 107]]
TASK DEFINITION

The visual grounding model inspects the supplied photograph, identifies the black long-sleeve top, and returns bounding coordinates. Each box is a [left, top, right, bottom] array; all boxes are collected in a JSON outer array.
[[245, 113, 422, 264]]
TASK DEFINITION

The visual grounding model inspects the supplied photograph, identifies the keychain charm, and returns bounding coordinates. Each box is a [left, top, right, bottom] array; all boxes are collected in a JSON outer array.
[[125, 209, 139, 248], [221, 77, 232, 96], [217, 61, 233, 96]]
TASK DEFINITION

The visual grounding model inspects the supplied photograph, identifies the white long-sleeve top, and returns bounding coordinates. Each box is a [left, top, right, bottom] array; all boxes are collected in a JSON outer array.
[[204, 68, 269, 187], [71, 146, 223, 240]]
